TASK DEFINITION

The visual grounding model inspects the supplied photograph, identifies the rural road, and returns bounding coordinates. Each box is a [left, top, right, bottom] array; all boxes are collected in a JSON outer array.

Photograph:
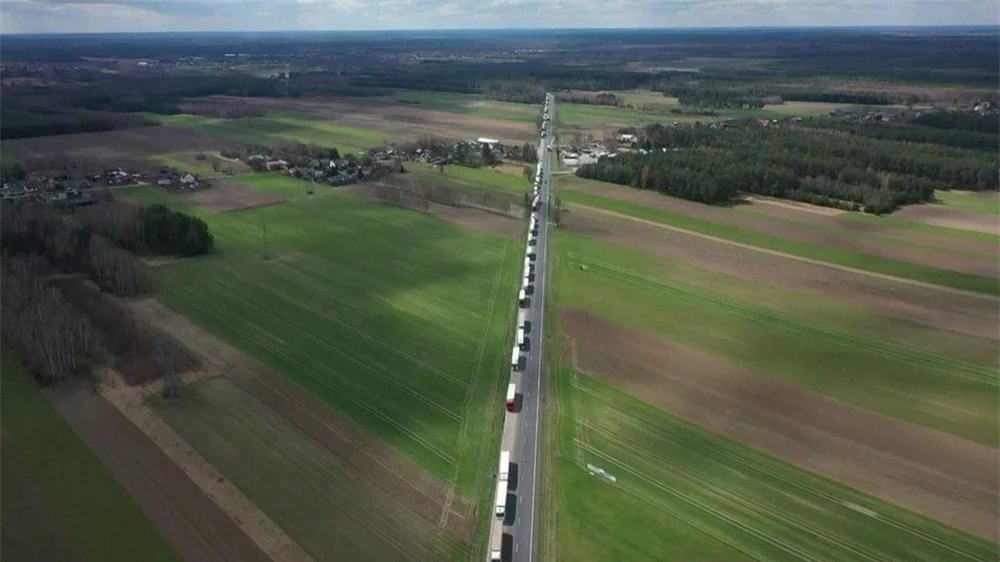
[[507, 92, 554, 562]]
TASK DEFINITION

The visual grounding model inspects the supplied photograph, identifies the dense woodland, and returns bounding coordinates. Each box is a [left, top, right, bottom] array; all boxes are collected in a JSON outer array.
[[0, 200, 211, 385], [578, 121, 999, 213]]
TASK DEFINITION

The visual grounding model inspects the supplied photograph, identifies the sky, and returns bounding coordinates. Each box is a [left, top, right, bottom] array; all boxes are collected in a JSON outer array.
[[1, 0, 997, 34]]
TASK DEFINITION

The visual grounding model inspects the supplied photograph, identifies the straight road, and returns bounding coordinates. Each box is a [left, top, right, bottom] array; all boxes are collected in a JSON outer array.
[[508, 93, 554, 562]]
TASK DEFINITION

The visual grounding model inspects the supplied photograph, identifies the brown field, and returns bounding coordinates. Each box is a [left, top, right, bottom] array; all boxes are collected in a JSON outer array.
[[895, 203, 999, 235], [45, 380, 272, 562], [187, 95, 537, 143], [179, 181, 288, 213], [562, 205, 999, 340], [2, 126, 230, 167], [345, 183, 522, 239], [563, 309, 1000, 542], [125, 297, 476, 543], [562, 177, 999, 276]]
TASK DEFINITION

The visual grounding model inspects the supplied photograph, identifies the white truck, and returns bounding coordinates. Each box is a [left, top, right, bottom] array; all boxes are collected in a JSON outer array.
[[517, 309, 527, 329], [518, 288, 528, 308], [517, 326, 526, 350], [510, 346, 520, 371], [499, 450, 511, 480], [495, 480, 508, 518], [490, 522, 503, 561]]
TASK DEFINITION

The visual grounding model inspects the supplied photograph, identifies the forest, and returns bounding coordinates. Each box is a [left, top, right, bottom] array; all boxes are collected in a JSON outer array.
[[577, 121, 998, 214], [0, 199, 212, 386]]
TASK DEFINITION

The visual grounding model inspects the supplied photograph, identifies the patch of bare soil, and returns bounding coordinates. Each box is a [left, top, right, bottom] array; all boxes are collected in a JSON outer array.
[[180, 182, 287, 213], [125, 297, 476, 543], [563, 309, 1000, 542], [895, 203, 1000, 236], [742, 195, 845, 216], [347, 183, 522, 239], [563, 180, 998, 276], [3, 127, 229, 167], [45, 379, 275, 562], [564, 205, 999, 340]]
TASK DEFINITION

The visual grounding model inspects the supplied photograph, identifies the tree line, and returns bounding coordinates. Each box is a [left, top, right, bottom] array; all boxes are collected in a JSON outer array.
[[76, 201, 214, 257], [577, 121, 998, 214], [807, 118, 998, 152]]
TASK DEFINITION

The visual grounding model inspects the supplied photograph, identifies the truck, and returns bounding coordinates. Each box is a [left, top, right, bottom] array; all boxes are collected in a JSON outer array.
[[510, 346, 520, 371], [517, 326, 526, 350], [517, 309, 527, 329], [490, 522, 503, 561], [506, 385, 516, 412], [495, 480, 509, 518], [499, 450, 511, 480], [518, 288, 528, 308]]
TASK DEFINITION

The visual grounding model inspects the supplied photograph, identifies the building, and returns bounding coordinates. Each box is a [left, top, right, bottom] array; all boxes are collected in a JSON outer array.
[[617, 133, 637, 144], [180, 173, 198, 186], [477, 137, 500, 149]]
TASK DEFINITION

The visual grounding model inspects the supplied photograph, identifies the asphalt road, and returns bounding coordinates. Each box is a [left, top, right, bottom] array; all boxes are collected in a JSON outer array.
[[508, 93, 554, 562]]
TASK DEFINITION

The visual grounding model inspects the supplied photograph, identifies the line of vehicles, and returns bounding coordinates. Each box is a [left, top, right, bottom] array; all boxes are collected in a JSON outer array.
[[491, 94, 552, 562]]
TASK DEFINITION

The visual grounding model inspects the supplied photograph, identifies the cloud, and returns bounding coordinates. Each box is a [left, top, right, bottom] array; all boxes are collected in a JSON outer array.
[[0, 0, 996, 33]]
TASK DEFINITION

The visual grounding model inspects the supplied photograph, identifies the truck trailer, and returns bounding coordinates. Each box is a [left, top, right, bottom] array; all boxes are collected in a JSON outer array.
[[495, 480, 509, 518], [490, 522, 503, 561], [517, 326, 526, 350], [517, 310, 527, 329], [506, 384, 516, 412], [499, 450, 511, 480], [510, 346, 520, 371], [518, 288, 528, 308]]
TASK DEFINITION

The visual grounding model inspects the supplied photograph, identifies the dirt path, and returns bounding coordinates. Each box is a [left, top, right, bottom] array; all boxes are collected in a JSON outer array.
[[125, 297, 476, 543], [567, 204, 998, 339], [563, 309, 1000, 542], [46, 380, 277, 562], [97, 367, 313, 562], [564, 180, 999, 275]]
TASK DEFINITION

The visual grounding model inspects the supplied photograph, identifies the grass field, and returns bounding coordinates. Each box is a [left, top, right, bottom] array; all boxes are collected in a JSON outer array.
[[154, 376, 468, 561], [543, 366, 996, 562], [406, 161, 531, 194], [554, 231, 998, 445], [560, 189, 999, 295], [936, 190, 1000, 215], [0, 357, 178, 562], [121, 176, 520, 554], [150, 112, 388, 153]]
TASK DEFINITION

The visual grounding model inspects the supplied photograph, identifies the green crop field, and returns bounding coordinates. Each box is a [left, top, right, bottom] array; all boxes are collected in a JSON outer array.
[[560, 189, 1000, 295], [154, 376, 468, 561], [542, 366, 996, 562], [121, 175, 520, 554], [553, 231, 999, 445], [150, 113, 388, 153], [0, 357, 178, 562], [407, 161, 531, 193], [936, 190, 1000, 215]]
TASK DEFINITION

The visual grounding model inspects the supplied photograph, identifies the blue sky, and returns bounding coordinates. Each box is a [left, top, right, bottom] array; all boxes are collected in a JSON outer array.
[[1, 0, 997, 34]]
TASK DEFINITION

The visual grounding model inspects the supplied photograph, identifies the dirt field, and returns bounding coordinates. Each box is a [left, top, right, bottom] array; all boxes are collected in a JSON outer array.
[[895, 203, 999, 235], [563, 178, 999, 275], [2, 127, 230, 167], [180, 181, 288, 213], [187, 95, 537, 144], [45, 380, 272, 562], [563, 309, 1000, 542], [125, 297, 476, 542], [346, 183, 522, 239], [563, 205, 999, 339]]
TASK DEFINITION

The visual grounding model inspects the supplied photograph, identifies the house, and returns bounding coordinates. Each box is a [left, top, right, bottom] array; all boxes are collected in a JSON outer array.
[[266, 159, 289, 171], [248, 154, 266, 162], [180, 173, 197, 186], [757, 118, 771, 128], [617, 133, 637, 144], [157, 178, 173, 187]]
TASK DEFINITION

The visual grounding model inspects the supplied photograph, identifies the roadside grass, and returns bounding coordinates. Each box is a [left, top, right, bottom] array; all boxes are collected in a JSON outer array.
[[550, 368, 996, 562], [148, 112, 387, 153], [153, 376, 469, 562], [554, 230, 999, 445], [407, 161, 530, 193], [936, 190, 1000, 215], [560, 189, 999, 295], [121, 181, 519, 555], [0, 356, 178, 562]]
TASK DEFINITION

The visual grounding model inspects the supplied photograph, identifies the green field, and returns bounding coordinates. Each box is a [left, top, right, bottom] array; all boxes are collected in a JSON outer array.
[[154, 376, 467, 561], [406, 161, 531, 193], [936, 190, 1000, 215], [0, 357, 178, 562], [554, 231, 998, 445], [542, 366, 995, 562], [556, 100, 834, 131], [560, 189, 1000, 295], [151, 113, 388, 153], [121, 176, 520, 554]]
